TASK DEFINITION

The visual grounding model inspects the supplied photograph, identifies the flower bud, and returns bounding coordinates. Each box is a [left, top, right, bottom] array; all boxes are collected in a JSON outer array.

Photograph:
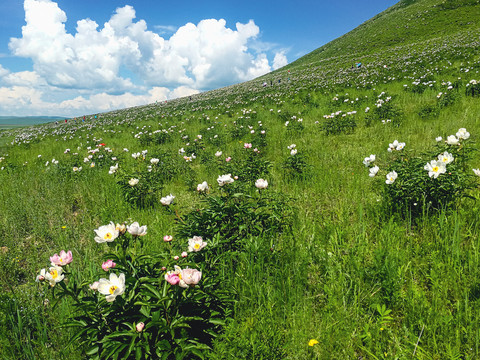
[[136, 322, 145, 332]]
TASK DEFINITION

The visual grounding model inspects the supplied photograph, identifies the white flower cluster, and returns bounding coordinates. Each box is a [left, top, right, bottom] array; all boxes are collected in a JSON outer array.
[[387, 140, 405, 152], [424, 151, 454, 179]]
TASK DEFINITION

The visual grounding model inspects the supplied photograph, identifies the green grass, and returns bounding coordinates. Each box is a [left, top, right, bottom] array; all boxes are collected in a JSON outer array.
[[2, 0, 480, 358]]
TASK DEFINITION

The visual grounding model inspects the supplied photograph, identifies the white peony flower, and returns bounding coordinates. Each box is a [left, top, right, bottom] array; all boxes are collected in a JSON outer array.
[[456, 128, 470, 140], [255, 179, 269, 189], [97, 273, 125, 302], [446, 135, 459, 145], [363, 154, 376, 166], [160, 194, 175, 206], [388, 140, 405, 152], [437, 152, 454, 164], [127, 222, 147, 236], [385, 171, 398, 184], [188, 236, 207, 252], [109, 164, 118, 174], [217, 174, 234, 186], [94, 222, 120, 243], [44, 265, 65, 287], [197, 181, 209, 192], [369, 166, 379, 177], [128, 178, 139, 186], [424, 160, 447, 179]]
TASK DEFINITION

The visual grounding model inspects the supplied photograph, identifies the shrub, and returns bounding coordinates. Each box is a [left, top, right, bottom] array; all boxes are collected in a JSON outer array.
[[35, 223, 226, 360], [176, 190, 292, 250], [465, 80, 480, 97], [321, 113, 357, 135], [117, 169, 164, 209], [219, 147, 272, 185], [437, 90, 459, 108], [282, 146, 311, 177], [138, 130, 171, 146], [365, 129, 478, 218], [418, 104, 439, 119]]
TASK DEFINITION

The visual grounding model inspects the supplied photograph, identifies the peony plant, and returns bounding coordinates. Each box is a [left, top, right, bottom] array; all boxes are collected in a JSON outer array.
[[35, 220, 226, 359]]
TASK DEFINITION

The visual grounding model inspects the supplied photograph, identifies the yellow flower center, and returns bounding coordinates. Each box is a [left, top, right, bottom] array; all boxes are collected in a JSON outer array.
[[109, 285, 118, 294], [60, 258, 63, 262], [194, 244, 200, 250], [104, 232, 112, 240], [50, 270, 58, 279], [433, 166, 439, 172], [178, 273, 182, 280]]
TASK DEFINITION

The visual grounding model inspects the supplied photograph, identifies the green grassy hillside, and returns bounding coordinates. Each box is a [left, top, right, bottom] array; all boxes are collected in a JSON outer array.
[[2, 0, 480, 359], [291, 0, 480, 67]]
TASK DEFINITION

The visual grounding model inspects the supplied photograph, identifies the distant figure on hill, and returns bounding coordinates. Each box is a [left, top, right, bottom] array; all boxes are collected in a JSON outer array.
[[356, 62, 362, 69], [65, 119, 67, 123]]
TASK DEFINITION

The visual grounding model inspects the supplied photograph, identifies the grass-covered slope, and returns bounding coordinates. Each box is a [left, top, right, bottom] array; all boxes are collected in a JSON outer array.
[[289, 0, 480, 68], [2, 0, 480, 359]]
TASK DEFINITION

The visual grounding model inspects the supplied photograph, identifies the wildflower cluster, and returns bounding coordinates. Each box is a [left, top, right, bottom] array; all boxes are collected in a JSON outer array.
[[35, 220, 225, 359], [366, 128, 478, 217]]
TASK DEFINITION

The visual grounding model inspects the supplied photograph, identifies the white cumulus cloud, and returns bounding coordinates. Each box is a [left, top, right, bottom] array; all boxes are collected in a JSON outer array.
[[9, 0, 277, 91], [273, 51, 288, 70], [1, 0, 289, 116]]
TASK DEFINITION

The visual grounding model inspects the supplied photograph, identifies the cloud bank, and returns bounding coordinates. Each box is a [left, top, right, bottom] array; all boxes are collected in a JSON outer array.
[[0, 0, 288, 116]]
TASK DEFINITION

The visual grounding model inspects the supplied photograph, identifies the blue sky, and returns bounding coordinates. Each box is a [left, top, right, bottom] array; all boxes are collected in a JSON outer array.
[[0, 0, 398, 117]]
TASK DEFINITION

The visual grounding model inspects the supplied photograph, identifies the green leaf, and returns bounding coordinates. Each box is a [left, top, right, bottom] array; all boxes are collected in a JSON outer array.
[[140, 304, 151, 317], [141, 283, 163, 300], [85, 345, 99, 356], [190, 347, 205, 359], [208, 318, 226, 326], [136, 346, 143, 360]]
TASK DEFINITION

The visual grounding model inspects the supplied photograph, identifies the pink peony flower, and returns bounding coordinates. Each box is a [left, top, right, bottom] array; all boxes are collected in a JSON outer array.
[[136, 322, 145, 332], [165, 273, 180, 285], [181, 251, 188, 258], [163, 235, 173, 242], [244, 143, 252, 149], [225, 157, 232, 162], [102, 259, 116, 271], [50, 250, 73, 266], [180, 268, 202, 288]]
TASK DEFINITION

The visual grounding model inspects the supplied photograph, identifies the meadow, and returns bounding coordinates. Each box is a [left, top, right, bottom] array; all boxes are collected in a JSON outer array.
[[2, 0, 480, 359]]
